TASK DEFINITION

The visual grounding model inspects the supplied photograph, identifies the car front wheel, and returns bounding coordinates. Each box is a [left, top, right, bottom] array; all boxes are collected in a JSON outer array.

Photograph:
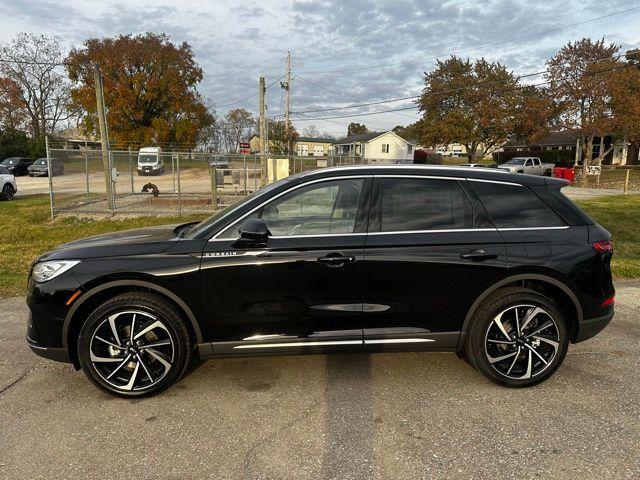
[[78, 292, 192, 397], [465, 287, 568, 387], [1, 183, 15, 201]]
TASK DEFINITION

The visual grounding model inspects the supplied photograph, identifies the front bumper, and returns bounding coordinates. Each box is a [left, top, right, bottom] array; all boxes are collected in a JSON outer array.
[[29, 170, 48, 176], [27, 335, 70, 362], [26, 272, 79, 364]]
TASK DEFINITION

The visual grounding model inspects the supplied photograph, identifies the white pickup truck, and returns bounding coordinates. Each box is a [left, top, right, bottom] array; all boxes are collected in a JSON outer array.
[[497, 157, 554, 176]]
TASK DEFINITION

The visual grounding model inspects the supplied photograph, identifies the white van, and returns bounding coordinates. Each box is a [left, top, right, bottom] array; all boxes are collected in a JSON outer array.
[[137, 147, 164, 176]]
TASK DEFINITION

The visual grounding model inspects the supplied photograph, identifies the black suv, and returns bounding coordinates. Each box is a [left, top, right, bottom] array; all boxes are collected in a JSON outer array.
[[26, 165, 615, 397], [2, 157, 33, 176]]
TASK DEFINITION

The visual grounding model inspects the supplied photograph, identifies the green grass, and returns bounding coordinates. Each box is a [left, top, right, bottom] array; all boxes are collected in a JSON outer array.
[[0, 193, 638, 297], [0, 195, 206, 297], [575, 194, 640, 278]]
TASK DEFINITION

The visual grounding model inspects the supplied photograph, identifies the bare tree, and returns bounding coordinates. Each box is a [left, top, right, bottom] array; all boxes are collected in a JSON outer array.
[[302, 124, 319, 137], [223, 108, 255, 153], [0, 33, 72, 138]]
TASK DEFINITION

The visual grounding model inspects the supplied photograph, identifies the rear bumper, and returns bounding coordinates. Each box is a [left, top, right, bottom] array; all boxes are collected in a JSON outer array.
[[575, 309, 614, 343]]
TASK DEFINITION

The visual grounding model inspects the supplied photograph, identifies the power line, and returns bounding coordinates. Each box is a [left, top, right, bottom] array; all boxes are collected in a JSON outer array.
[[283, 53, 628, 118], [294, 74, 419, 121], [218, 74, 285, 107], [295, 61, 633, 122]]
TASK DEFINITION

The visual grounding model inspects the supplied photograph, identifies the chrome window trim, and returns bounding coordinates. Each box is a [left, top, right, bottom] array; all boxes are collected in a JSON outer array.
[[210, 175, 372, 241], [498, 226, 570, 231], [466, 178, 524, 187], [368, 228, 497, 235]]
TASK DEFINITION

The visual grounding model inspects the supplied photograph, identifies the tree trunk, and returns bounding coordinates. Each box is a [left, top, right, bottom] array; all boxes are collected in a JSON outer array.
[[582, 136, 594, 179]]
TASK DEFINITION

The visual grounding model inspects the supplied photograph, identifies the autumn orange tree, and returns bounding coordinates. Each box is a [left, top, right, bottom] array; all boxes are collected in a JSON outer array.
[[545, 38, 619, 173], [609, 57, 640, 158], [417, 57, 522, 160], [66, 33, 212, 146]]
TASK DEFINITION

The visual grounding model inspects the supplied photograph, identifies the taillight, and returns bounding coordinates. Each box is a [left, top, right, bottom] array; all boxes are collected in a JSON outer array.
[[592, 239, 613, 253], [601, 296, 615, 308]]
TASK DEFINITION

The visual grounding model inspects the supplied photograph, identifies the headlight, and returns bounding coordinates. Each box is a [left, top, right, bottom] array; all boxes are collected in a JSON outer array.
[[32, 260, 81, 283]]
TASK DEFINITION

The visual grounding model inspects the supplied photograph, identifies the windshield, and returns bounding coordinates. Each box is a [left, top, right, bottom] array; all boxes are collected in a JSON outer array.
[[35, 159, 47, 165], [2, 158, 19, 165], [505, 158, 527, 165], [138, 154, 158, 164], [185, 177, 291, 239]]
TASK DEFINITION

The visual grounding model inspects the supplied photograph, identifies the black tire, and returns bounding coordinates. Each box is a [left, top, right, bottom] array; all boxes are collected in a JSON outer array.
[[78, 292, 192, 398], [465, 287, 568, 388], [1, 183, 15, 201]]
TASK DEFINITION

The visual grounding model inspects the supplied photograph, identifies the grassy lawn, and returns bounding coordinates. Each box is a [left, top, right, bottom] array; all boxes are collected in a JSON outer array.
[[575, 194, 640, 279], [0, 195, 206, 297], [0, 193, 637, 297]]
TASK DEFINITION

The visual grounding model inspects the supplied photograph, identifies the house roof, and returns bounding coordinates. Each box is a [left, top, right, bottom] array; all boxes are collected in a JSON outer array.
[[334, 131, 385, 144], [296, 136, 334, 143]]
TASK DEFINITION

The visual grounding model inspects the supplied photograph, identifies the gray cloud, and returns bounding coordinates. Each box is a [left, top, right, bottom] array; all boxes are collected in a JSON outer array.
[[0, 0, 638, 134]]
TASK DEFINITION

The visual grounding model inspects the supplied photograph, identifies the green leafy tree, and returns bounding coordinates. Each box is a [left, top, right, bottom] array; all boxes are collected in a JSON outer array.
[[268, 120, 298, 154], [347, 122, 368, 136], [417, 56, 520, 159]]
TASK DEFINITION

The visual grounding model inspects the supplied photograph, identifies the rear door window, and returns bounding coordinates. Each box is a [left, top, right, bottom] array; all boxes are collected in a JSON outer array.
[[471, 181, 565, 228], [375, 178, 474, 232]]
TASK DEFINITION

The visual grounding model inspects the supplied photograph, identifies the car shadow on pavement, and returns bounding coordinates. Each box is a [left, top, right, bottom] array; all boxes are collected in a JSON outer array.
[[322, 353, 375, 478]]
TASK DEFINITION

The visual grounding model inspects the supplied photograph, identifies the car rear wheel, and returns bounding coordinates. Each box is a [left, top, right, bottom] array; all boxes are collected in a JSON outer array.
[[78, 292, 192, 397], [1, 183, 15, 201], [464, 287, 568, 387]]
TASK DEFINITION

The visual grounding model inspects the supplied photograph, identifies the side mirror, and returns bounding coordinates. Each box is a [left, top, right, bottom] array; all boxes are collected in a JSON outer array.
[[238, 218, 271, 244]]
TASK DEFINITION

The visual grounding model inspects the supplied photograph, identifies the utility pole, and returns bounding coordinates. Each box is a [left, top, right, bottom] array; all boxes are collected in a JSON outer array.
[[93, 63, 113, 210], [259, 76, 267, 185], [282, 51, 291, 154]]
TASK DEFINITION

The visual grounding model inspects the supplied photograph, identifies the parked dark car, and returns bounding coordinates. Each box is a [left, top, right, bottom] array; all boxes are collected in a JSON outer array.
[[1, 157, 33, 176], [209, 156, 230, 168], [26, 165, 615, 397], [28, 157, 65, 177]]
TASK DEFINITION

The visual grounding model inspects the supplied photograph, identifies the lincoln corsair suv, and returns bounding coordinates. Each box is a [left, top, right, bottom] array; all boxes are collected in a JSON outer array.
[[26, 165, 615, 397]]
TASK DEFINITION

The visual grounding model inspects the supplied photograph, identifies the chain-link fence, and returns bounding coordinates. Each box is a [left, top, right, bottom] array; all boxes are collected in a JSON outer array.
[[45, 148, 413, 217]]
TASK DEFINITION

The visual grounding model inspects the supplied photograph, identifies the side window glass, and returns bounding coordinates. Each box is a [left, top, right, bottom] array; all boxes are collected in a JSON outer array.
[[525, 159, 532, 166], [472, 182, 565, 228], [219, 179, 364, 238], [378, 178, 473, 232]]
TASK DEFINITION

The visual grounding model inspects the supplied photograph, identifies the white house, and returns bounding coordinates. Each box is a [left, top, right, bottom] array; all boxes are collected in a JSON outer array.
[[332, 131, 416, 162]]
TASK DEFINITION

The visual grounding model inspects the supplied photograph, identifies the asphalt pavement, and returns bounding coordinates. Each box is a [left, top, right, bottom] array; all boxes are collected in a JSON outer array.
[[1, 282, 639, 479]]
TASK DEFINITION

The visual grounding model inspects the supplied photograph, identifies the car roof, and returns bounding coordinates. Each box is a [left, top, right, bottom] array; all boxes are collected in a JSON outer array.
[[296, 164, 565, 187]]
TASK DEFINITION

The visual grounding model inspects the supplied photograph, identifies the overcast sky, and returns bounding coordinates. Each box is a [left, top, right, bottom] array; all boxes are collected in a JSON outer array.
[[1, 0, 639, 136]]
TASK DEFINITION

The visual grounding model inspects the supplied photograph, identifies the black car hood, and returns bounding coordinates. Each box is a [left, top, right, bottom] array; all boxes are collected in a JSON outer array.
[[39, 224, 182, 261]]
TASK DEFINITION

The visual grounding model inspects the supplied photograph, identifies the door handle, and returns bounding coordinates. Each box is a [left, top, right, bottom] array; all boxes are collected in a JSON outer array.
[[317, 253, 356, 267], [460, 249, 498, 261]]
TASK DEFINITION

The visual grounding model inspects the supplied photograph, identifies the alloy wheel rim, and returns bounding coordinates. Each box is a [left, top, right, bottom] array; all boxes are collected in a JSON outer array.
[[89, 310, 175, 391], [484, 304, 560, 380]]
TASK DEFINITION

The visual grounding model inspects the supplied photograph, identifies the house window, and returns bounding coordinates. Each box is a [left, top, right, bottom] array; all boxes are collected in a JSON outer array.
[[382, 144, 389, 153], [407, 145, 413, 154], [313, 145, 324, 156]]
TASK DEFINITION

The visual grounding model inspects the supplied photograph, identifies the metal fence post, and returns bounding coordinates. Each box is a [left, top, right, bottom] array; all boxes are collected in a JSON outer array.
[[243, 154, 247, 196], [254, 156, 258, 192], [210, 164, 218, 209], [624, 169, 630, 194], [129, 147, 134, 194], [171, 153, 176, 193], [84, 152, 90, 199], [45, 136, 54, 219], [176, 153, 182, 216]]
